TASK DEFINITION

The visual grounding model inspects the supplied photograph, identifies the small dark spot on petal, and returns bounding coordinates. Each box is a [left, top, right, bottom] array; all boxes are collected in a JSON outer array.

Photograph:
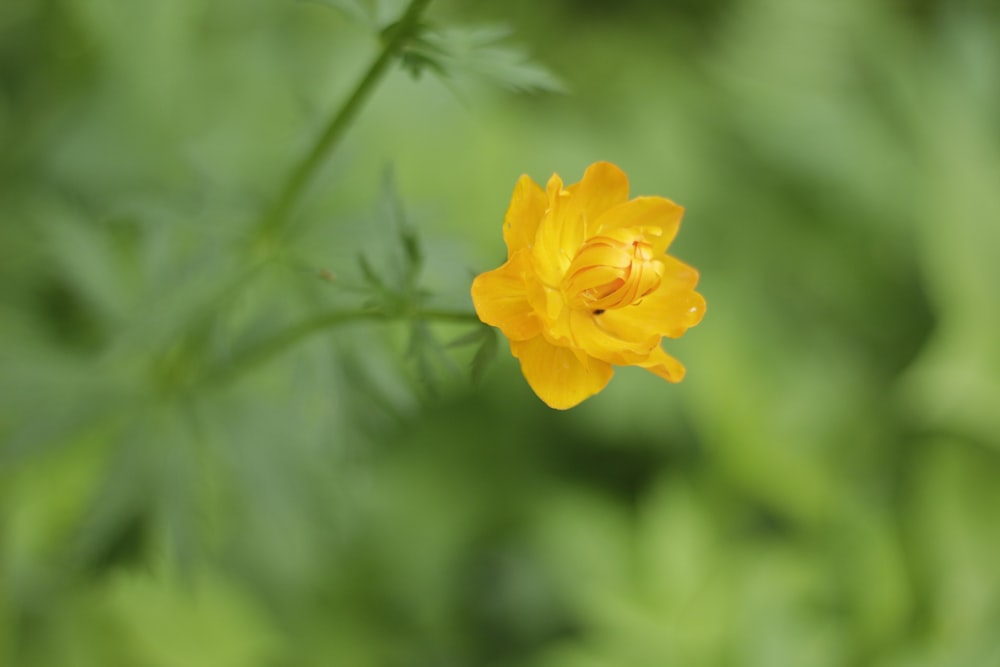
[[593, 309, 605, 315]]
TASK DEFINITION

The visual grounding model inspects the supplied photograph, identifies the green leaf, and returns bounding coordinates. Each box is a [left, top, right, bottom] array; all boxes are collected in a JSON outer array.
[[470, 327, 498, 385], [406, 320, 439, 395], [297, 0, 375, 28], [404, 23, 566, 94], [379, 167, 423, 291], [407, 317, 466, 395], [356, 253, 385, 291], [446, 326, 489, 349], [400, 227, 422, 279]]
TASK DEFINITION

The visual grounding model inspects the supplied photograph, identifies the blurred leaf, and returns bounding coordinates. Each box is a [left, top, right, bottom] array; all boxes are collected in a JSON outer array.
[[407, 320, 439, 394], [406, 319, 461, 394], [105, 569, 278, 667], [469, 326, 497, 385], [446, 326, 490, 349], [297, 0, 376, 27], [41, 209, 133, 331], [443, 324, 499, 385], [348, 170, 430, 319], [356, 252, 387, 292], [403, 24, 566, 94], [381, 168, 423, 289], [399, 226, 422, 282], [895, 17, 1000, 450]]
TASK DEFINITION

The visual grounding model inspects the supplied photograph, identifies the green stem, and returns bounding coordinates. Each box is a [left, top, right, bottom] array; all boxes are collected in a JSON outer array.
[[258, 0, 433, 240], [206, 307, 479, 387], [412, 308, 483, 323]]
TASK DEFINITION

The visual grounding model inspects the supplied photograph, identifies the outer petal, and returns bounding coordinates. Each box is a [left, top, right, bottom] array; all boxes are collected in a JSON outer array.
[[637, 346, 687, 382], [532, 163, 630, 287], [531, 173, 574, 286], [600, 282, 706, 341], [564, 161, 631, 237], [568, 308, 659, 366], [471, 249, 542, 341], [510, 336, 613, 410], [593, 196, 684, 255], [657, 255, 701, 291], [502, 174, 548, 258]]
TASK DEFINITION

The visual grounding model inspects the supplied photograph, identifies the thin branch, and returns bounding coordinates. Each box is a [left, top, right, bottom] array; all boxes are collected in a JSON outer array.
[[257, 0, 434, 241], [204, 307, 480, 388]]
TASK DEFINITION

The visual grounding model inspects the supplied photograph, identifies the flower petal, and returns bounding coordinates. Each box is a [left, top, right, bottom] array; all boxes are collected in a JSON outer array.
[[530, 174, 573, 286], [565, 161, 631, 236], [568, 308, 659, 366], [637, 346, 687, 382], [594, 196, 684, 255], [532, 163, 631, 287], [471, 249, 542, 341], [600, 280, 706, 341], [657, 255, 701, 291], [510, 336, 613, 410], [502, 174, 547, 258]]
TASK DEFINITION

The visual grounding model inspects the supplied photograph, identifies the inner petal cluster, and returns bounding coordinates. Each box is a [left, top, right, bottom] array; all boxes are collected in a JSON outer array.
[[561, 227, 664, 312]]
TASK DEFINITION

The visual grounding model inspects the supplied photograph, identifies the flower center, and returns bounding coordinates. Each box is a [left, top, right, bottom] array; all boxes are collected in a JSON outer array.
[[562, 228, 664, 312]]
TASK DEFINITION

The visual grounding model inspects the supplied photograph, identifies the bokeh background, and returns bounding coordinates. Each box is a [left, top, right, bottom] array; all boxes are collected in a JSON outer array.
[[3, 0, 1000, 665]]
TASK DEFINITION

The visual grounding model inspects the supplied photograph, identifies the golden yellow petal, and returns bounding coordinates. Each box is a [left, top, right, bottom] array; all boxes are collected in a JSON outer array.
[[567, 307, 659, 365], [637, 346, 687, 383], [600, 283, 706, 341], [569, 242, 632, 272], [546, 172, 565, 198], [593, 196, 684, 255], [531, 163, 630, 288], [502, 174, 547, 258], [657, 255, 701, 291], [564, 161, 631, 236], [531, 173, 576, 286], [471, 250, 542, 341], [510, 335, 614, 410]]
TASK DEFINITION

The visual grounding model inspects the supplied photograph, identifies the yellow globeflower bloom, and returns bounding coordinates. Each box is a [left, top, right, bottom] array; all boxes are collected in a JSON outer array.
[[471, 161, 706, 409]]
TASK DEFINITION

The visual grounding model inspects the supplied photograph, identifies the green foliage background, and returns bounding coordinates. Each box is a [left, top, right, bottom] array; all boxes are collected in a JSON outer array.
[[3, 0, 1000, 665]]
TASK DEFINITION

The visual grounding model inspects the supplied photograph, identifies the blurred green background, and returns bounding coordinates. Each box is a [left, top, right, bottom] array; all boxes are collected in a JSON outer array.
[[3, 0, 1000, 665]]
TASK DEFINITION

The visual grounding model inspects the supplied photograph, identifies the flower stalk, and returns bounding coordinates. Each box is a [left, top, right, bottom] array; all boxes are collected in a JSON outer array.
[[191, 0, 440, 388], [206, 306, 478, 388], [257, 0, 434, 241]]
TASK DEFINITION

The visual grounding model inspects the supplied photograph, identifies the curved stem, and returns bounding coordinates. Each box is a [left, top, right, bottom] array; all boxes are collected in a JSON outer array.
[[206, 307, 480, 388], [257, 0, 433, 240]]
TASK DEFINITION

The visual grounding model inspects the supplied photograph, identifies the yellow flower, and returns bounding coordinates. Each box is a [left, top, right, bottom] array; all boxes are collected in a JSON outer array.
[[471, 162, 706, 409]]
